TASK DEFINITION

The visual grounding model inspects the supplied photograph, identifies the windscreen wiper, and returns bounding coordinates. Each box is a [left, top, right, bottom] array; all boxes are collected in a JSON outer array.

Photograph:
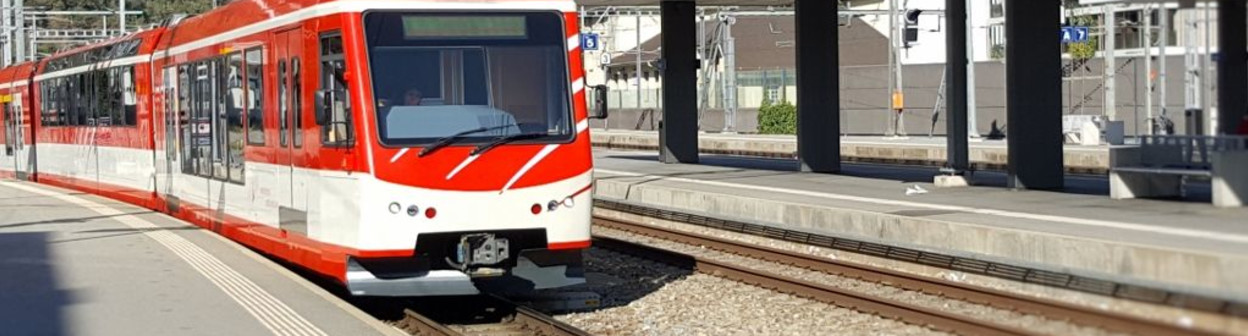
[[418, 125, 516, 157], [470, 133, 549, 156]]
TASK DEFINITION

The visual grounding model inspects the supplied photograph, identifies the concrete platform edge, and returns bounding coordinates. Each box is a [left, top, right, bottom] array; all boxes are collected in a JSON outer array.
[[591, 179, 1248, 304]]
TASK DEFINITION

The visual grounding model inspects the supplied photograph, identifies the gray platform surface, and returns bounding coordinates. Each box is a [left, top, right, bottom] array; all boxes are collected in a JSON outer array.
[[0, 181, 404, 336], [591, 149, 1248, 301], [591, 129, 1110, 172]]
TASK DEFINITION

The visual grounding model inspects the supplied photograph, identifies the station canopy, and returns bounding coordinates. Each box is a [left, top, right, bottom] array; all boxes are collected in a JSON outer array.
[[576, 0, 796, 6]]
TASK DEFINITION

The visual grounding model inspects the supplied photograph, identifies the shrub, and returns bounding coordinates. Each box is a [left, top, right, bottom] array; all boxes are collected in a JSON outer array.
[[757, 100, 797, 134]]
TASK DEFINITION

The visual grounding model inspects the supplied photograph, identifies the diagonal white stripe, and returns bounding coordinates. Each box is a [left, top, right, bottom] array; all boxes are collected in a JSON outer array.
[[446, 154, 480, 180], [567, 34, 580, 51], [501, 144, 559, 193], [389, 148, 409, 163]]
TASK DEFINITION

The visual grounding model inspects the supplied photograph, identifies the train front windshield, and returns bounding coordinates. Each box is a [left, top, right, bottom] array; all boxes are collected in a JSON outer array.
[[363, 12, 574, 147]]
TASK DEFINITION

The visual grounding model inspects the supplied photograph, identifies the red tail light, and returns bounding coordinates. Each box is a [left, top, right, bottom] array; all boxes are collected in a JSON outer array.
[[424, 207, 437, 219], [530, 204, 542, 215]]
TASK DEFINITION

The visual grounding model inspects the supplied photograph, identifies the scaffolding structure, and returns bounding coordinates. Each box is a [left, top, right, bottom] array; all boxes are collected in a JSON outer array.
[[0, 0, 142, 66]]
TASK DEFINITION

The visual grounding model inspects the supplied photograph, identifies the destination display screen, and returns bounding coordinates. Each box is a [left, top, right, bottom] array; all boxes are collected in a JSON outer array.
[[402, 16, 528, 39]]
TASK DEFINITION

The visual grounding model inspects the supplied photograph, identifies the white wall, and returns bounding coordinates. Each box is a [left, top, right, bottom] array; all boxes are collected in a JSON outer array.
[[849, 0, 999, 64]]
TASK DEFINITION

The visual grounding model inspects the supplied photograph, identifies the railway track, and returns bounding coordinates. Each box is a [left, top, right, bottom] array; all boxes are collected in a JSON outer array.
[[594, 216, 1224, 336], [396, 295, 591, 336]]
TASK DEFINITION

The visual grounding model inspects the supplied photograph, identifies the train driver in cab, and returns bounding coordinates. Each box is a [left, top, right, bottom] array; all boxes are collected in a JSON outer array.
[[403, 89, 423, 106]]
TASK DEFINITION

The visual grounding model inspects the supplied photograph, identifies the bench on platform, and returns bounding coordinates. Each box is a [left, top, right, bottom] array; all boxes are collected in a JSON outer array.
[[1110, 135, 1248, 207]]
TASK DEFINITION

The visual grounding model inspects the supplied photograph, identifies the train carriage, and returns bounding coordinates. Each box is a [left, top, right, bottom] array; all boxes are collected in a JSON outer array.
[[0, 62, 37, 181], [0, 0, 601, 297]]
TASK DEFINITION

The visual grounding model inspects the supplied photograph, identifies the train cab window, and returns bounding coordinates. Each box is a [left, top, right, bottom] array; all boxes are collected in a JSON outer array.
[[318, 32, 353, 146], [361, 12, 573, 147], [245, 48, 265, 146]]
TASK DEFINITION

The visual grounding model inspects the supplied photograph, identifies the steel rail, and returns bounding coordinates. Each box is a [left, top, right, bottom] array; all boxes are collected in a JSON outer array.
[[399, 296, 591, 336], [595, 216, 1226, 336], [591, 235, 1037, 336]]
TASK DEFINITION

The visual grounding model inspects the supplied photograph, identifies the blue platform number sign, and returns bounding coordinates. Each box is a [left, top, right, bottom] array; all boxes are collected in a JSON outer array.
[[1061, 26, 1089, 44], [582, 33, 600, 51]]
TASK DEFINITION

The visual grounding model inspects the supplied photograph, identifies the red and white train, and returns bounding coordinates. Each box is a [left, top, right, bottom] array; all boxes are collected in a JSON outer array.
[[0, 0, 608, 296]]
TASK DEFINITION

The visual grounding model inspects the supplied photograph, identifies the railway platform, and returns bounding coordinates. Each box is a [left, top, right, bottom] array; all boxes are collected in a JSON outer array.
[[591, 129, 1112, 174], [0, 181, 404, 336], [590, 149, 1248, 309]]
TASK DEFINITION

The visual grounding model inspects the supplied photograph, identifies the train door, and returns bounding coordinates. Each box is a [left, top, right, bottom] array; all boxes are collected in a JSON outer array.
[[3, 98, 14, 176], [11, 92, 30, 180], [276, 28, 308, 235], [159, 67, 179, 201]]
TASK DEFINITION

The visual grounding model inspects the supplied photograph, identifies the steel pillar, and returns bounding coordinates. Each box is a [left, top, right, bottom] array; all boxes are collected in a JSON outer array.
[[944, 0, 968, 173], [1005, 0, 1063, 190], [794, 0, 839, 173], [1217, 0, 1247, 134], [658, 1, 698, 163]]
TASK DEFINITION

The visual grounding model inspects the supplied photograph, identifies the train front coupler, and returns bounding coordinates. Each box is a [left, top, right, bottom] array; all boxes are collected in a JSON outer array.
[[445, 233, 510, 278]]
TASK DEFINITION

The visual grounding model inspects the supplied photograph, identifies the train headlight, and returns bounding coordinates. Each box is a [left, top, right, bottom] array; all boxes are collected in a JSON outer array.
[[389, 202, 402, 214], [562, 197, 575, 208], [406, 205, 420, 217], [547, 200, 561, 212]]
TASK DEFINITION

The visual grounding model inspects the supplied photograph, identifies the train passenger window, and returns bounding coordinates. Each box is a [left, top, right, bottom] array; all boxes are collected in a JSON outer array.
[[179, 65, 195, 175], [123, 66, 137, 126], [194, 63, 213, 178], [213, 58, 230, 181], [164, 67, 177, 162], [3, 104, 11, 156], [318, 32, 353, 146], [279, 60, 288, 147], [292, 58, 303, 148], [104, 68, 119, 126], [245, 48, 265, 146], [226, 53, 246, 184]]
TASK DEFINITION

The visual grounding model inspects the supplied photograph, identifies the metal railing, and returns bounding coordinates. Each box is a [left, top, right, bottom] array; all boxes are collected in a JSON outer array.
[[1136, 135, 1248, 170]]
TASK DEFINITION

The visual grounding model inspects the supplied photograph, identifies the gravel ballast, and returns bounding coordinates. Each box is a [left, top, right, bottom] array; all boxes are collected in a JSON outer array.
[[545, 248, 944, 336], [590, 226, 1124, 336]]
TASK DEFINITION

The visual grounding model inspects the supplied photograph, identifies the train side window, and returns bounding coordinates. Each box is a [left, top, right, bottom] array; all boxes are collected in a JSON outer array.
[[292, 58, 302, 148], [123, 66, 137, 126], [164, 66, 178, 162], [245, 48, 265, 146], [213, 57, 230, 181], [279, 60, 288, 147], [226, 52, 246, 184], [179, 65, 195, 175], [106, 68, 120, 126], [318, 31, 352, 146], [194, 62, 213, 178], [3, 104, 11, 156]]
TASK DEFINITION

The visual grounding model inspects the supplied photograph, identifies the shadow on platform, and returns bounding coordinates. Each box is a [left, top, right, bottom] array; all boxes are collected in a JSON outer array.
[[0, 232, 75, 336], [0, 211, 153, 230]]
